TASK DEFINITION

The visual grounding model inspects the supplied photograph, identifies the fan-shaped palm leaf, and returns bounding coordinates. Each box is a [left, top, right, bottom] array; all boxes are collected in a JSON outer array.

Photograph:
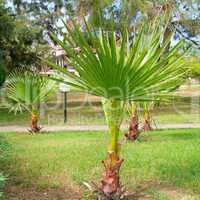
[[6, 69, 56, 132], [45, 19, 186, 101]]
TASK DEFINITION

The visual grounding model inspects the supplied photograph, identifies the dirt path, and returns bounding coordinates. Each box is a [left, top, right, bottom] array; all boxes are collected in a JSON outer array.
[[5, 185, 200, 200], [0, 124, 200, 133]]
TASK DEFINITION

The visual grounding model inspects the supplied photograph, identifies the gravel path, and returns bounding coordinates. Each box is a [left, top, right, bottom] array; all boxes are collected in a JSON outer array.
[[0, 124, 200, 133]]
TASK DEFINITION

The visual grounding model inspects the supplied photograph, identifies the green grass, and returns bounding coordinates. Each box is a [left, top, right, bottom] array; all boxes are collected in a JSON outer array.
[[1, 129, 200, 199], [154, 113, 200, 124], [0, 107, 199, 126], [0, 109, 29, 126]]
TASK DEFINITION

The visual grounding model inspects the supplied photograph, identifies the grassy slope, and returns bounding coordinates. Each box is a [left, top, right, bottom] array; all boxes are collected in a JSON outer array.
[[0, 129, 200, 199]]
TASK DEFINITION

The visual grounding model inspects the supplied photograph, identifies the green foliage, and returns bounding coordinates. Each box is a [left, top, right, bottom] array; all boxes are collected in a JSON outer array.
[[10, 0, 77, 35], [190, 58, 200, 77], [182, 57, 200, 78], [46, 17, 187, 101], [0, 0, 14, 77], [6, 69, 56, 114], [192, 65, 200, 77], [0, 173, 6, 189], [0, 64, 5, 87], [139, 101, 154, 113], [0, 0, 48, 86], [46, 17, 188, 160]]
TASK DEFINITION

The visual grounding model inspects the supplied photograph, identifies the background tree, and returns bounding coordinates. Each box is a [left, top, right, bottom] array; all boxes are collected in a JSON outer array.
[[0, 0, 50, 86], [0, 0, 14, 83], [0, 64, 6, 87], [138, 0, 200, 51]]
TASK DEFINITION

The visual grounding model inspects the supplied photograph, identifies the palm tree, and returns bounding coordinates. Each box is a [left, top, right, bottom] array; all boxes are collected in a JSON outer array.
[[125, 101, 154, 140], [140, 101, 154, 131], [45, 17, 187, 198], [6, 69, 56, 133], [125, 102, 140, 141]]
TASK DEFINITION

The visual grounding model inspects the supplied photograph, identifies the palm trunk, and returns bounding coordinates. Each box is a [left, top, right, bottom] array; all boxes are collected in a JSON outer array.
[[30, 110, 41, 133], [101, 99, 124, 197], [143, 111, 152, 132], [125, 104, 139, 141]]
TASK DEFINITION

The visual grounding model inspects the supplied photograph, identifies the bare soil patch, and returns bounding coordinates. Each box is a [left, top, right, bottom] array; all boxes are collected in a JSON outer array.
[[158, 186, 200, 200], [4, 185, 81, 200]]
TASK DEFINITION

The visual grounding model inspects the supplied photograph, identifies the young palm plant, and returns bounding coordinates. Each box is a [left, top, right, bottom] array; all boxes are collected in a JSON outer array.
[[140, 101, 154, 132], [125, 102, 140, 141], [44, 18, 187, 198], [6, 69, 56, 133]]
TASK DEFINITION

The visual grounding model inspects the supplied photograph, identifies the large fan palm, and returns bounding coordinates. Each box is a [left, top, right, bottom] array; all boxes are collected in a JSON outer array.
[[45, 18, 187, 198], [6, 69, 56, 133]]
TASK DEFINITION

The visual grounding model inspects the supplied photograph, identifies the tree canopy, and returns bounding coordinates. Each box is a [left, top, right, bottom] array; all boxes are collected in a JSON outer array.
[[0, 0, 198, 87], [0, 0, 49, 86]]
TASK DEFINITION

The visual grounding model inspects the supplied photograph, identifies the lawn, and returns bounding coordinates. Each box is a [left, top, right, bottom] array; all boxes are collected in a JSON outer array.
[[0, 107, 199, 126], [1, 129, 200, 199]]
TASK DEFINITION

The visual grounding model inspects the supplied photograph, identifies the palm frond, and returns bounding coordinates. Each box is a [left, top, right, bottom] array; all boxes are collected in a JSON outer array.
[[45, 17, 187, 101], [6, 69, 56, 113]]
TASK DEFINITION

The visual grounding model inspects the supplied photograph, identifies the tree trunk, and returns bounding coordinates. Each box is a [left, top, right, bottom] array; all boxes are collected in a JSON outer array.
[[143, 112, 152, 132], [163, 26, 171, 55], [30, 110, 41, 133], [125, 105, 139, 141], [101, 99, 124, 198]]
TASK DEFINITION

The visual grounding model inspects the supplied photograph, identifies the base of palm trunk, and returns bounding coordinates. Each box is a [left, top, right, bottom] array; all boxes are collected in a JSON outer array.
[[143, 119, 152, 132], [29, 114, 41, 133], [125, 116, 140, 141], [83, 152, 130, 199], [98, 152, 124, 199], [29, 126, 41, 133]]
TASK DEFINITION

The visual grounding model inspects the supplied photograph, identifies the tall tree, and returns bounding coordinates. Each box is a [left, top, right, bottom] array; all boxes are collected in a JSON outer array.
[[0, 0, 14, 84], [0, 0, 49, 86], [8, 0, 75, 35], [137, 0, 200, 50]]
